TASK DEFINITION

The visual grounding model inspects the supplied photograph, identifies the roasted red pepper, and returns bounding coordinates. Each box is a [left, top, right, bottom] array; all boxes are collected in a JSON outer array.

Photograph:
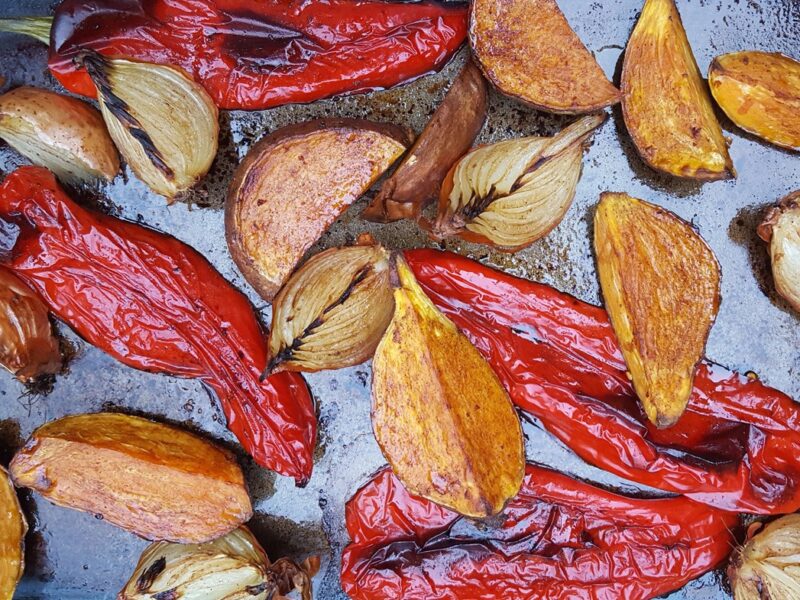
[[405, 249, 800, 514], [0, 167, 316, 484], [47, 0, 467, 110], [342, 464, 736, 600]]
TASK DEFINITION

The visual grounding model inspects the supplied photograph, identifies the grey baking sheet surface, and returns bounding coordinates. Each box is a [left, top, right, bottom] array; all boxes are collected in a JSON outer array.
[[0, 0, 798, 598]]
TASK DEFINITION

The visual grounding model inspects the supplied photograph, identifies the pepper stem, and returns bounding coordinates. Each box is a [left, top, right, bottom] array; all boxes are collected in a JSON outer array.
[[0, 17, 53, 45]]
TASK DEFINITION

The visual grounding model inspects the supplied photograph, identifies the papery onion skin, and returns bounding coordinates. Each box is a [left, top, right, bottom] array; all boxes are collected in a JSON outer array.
[[0, 86, 119, 182], [729, 514, 800, 600], [0, 466, 26, 600], [78, 52, 219, 199], [431, 114, 604, 251], [758, 191, 800, 313], [0, 266, 61, 382], [267, 237, 394, 375]]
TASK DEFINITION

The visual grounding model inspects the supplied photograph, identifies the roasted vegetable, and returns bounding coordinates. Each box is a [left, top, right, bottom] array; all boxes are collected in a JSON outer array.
[[226, 119, 409, 301], [10, 412, 252, 543], [0, 266, 61, 382], [621, 0, 733, 180], [709, 51, 800, 151], [267, 236, 393, 375], [0, 466, 26, 600], [729, 515, 800, 600], [371, 255, 524, 518], [0, 167, 315, 485], [342, 465, 736, 600], [363, 60, 488, 223], [594, 193, 720, 428], [119, 526, 318, 600], [78, 52, 219, 199], [0, 86, 119, 182], [470, 0, 620, 113], [430, 114, 605, 250], [758, 191, 800, 312]]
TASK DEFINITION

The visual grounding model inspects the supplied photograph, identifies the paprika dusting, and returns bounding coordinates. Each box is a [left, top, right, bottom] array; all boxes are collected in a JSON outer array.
[[0, 166, 316, 485], [405, 249, 800, 515], [46, 0, 468, 109], [342, 465, 737, 600]]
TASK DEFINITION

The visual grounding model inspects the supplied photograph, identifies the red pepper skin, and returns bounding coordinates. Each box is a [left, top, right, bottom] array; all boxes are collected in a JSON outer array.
[[342, 464, 736, 600], [0, 167, 316, 484], [48, 0, 467, 110], [404, 249, 800, 514]]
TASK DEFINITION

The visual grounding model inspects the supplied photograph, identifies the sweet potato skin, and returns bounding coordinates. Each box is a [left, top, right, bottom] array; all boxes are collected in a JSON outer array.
[[0, 466, 26, 600], [225, 119, 409, 300], [363, 60, 488, 223], [709, 51, 800, 151], [470, 0, 620, 114], [621, 0, 733, 180], [9, 413, 252, 543], [594, 193, 721, 428]]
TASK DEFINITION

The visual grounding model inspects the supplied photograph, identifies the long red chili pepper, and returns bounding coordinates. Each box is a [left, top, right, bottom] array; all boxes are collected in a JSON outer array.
[[342, 464, 737, 600], [47, 0, 467, 110], [0, 167, 316, 485], [405, 249, 800, 515]]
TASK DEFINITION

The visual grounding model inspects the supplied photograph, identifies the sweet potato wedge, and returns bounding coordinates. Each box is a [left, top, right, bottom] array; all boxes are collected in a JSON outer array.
[[371, 256, 525, 518], [9, 413, 252, 543], [0, 466, 26, 600], [709, 51, 800, 151], [470, 0, 620, 114], [363, 60, 488, 222], [621, 0, 733, 180], [594, 193, 720, 428], [226, 119, 409, 300]]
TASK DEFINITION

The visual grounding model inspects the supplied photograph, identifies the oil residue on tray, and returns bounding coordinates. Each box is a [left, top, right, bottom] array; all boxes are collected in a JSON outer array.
[[0, 0, 798, 599]]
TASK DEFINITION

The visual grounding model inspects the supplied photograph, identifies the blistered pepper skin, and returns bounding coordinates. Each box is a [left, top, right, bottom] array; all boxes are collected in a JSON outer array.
[[49, 0, 468, 110], [342, 465, 737, 600], [405, 249, 800, 515], [0, 167, 316, 485]]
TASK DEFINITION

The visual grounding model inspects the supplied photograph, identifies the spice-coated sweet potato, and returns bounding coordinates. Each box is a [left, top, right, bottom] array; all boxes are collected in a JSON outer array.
[[10, 413, 252, 543], [621, 0, 733, 180], [470, 0, 620, 114], [709, 51, 800, 151], [371, 256, 524, 518], [0, 466, 25, 600], [226, 119, 410, 300], [594, 193, 720, 428]]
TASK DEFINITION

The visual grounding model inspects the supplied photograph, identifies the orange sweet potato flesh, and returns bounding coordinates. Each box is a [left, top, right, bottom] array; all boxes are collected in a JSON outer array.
[[622, 0, 733, 180], [371, 256, 525, 518], [362, 60, 488, 222], [709, 51, 800, 151], [0, 466, 26, 600], [9, 413, 252, 543], [594, 193, 720, 428], [226, 119, 409, 300], [470, 0, 620, 114]]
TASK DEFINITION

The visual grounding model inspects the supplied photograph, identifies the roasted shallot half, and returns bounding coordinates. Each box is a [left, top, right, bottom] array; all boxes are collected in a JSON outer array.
[[758, 191, 800, 312], [0, 266, 61, 382], [371, 255, 525, 518], [119, 526, 318, 600], [0, 466, 26, 600], [266, 236, 394, 375], [77, 52, 218, 199], [0, 86, 119, 182], [429, 114, 605, 250]]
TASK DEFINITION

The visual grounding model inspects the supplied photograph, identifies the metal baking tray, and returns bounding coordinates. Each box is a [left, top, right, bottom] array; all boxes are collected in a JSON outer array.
[[0, 0, 798, 598]]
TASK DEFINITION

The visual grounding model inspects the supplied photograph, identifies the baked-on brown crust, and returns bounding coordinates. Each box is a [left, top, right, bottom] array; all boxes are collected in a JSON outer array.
[[9, 413, 252, 543], [363, 60, 488, 223], [470, 0, 620, 114], [225, 118, 410, 300], [621, 0, 734, 180]]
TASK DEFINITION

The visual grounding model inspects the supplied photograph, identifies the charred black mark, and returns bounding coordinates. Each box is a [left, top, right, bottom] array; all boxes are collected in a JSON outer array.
[[152, 588, 178, 600], [462, 184, 497, 222], [136, 555, 166, 592], [245, 582, 270, 596], [76, 51, 175, 180], [261, 265, 372, 378]]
